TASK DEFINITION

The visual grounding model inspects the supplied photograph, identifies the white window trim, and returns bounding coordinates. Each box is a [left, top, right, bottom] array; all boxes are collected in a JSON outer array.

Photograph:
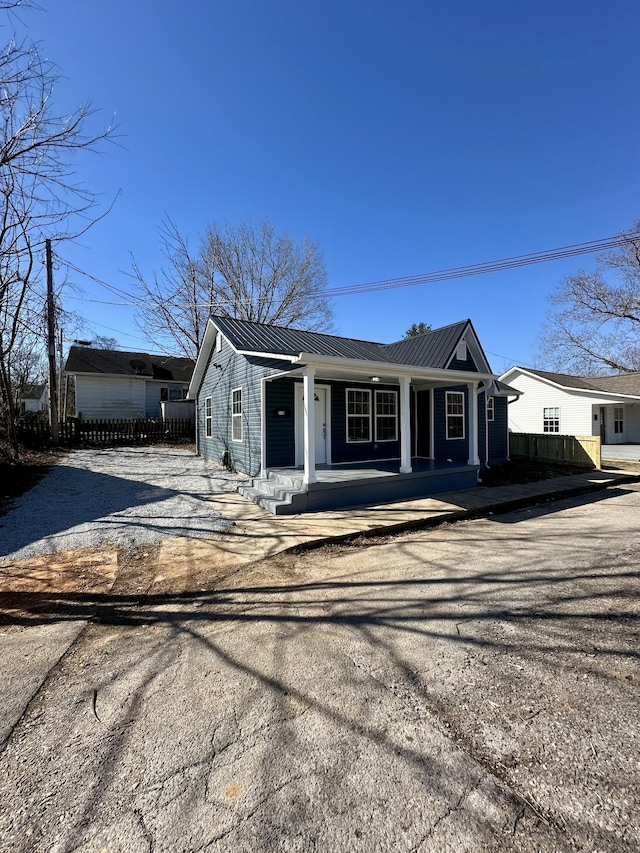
[[374, 389, 398, 442], [446, 390, 465, 440], [205, 396, 212, 438], [231, 387, 243, 442], [543, 406, 560, 433], [487, 396, 494, 422], [614, 406, 624, 434], [346, 387, 372, 443]]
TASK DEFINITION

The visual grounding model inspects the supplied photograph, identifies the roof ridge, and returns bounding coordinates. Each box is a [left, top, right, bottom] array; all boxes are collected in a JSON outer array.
[[211, 315, 384, 347]]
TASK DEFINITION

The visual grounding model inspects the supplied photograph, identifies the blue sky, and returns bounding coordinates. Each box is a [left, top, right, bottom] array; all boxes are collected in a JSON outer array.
[[22, 0, 640, 373]]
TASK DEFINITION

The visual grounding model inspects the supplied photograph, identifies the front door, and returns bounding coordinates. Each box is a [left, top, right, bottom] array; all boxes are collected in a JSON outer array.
[[295, 384, 329, 465], [600, 407, 606, 443]]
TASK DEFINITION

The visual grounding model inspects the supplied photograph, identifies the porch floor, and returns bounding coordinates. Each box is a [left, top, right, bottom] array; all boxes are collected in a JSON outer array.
[[268, 457, 473, 485]]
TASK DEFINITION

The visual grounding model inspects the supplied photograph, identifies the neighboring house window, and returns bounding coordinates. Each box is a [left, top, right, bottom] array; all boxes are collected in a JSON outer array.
[[543, 407, 560, 433], [232, 388, 243, 441], [169, 386, 185, 401], [375, 390, 397, 442], [347, 389, 371, 442], [455, 339, 467, 361], [487, 397, 494, 422], [446, 391, 465, 439], [205, 397, 212, 438], [614, 407, 624, 434]]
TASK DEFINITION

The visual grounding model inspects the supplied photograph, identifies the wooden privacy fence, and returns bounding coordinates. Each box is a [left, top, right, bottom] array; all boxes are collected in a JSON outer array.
[[18, 417, 195, 448], [509, 433, 601, 469]]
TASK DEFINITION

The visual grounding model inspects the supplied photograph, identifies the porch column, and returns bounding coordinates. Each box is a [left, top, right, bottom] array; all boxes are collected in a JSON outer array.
[[467, 381, 480, 466], [303, 367, 317, 484], [399, 375, 412, 473]]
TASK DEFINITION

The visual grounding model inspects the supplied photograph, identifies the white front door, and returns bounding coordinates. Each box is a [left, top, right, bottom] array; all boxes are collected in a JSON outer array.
[[295, 384, 329, 465]]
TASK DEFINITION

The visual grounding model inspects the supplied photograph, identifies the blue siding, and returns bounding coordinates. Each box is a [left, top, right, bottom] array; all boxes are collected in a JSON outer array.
[[448, 351, 478, 372], [265, 379, 296, 467], [196, 337, 286, 476], [488, 396, 509, 462], [433, 385, 469, 462], [329, 381, 401, 463]]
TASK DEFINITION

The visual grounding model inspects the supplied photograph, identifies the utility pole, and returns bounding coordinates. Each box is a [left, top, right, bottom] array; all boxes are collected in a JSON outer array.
[[46, 238, 59, 445]]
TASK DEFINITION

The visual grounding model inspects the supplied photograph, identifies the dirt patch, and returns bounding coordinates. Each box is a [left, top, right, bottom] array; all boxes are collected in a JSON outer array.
[[479, 459, 592, 487]]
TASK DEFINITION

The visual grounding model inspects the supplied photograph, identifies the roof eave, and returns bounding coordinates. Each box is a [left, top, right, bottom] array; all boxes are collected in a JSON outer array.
[[294, 352, 496, 382]]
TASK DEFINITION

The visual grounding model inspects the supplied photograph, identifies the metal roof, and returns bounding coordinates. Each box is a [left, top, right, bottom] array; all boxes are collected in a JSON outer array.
[[65, 347, 195, 383], [212, 315, 480, 370], [379, 320, 469, 369], [212, 315, 391, 362]]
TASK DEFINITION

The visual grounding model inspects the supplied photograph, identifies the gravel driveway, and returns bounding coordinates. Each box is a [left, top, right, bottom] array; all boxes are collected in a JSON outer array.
[[0, 446, 245, 561]]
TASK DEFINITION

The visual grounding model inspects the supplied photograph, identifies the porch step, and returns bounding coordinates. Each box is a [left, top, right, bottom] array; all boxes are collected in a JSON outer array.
[[238, 473, 308, 515]]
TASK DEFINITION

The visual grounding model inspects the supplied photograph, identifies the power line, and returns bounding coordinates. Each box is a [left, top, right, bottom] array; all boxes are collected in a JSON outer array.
[[322, 234, 640, 297], [59, 231, 640, 307]]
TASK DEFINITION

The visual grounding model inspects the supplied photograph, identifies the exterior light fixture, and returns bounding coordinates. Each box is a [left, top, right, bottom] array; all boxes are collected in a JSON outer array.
[[370, 376, 381, 383]]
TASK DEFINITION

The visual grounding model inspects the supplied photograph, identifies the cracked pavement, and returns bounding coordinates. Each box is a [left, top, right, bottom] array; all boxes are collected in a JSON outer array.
[[0, 484, 639, 851]]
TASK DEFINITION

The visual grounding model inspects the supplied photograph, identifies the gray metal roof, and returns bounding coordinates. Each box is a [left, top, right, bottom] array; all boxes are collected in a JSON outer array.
[[65, 347, 195, 383], [379, 320, 469, 369], [212, 315, 480, 370], [212, 315, 394, 362]]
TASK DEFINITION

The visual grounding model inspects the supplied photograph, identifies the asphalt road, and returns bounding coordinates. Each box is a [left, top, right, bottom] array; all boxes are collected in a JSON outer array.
[[1, 484, 639, 852]]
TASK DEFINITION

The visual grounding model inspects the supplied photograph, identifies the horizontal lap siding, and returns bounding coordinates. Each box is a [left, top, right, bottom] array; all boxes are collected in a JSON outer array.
[[489, 397, 508, 461], [266, 380, 296, 467], [434, 385, 469, 462], [75, 376, 146, 419], [506, 371, 593, 435], [196, 338, 283, 476], [329, 381, 401, 464]]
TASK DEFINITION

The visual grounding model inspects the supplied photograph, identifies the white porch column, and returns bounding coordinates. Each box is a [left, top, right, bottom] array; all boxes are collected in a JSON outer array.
[[303, 367, 317, 484], [399, 375, 412, 473], [467, 381, 480, 465]]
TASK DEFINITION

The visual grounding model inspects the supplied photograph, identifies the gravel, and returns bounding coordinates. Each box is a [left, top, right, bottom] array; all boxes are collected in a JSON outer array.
[[0, 446, 246, 561]]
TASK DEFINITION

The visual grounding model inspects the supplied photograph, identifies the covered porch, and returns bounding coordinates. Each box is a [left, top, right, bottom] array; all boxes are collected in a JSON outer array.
[[240, 457, 480, 515]]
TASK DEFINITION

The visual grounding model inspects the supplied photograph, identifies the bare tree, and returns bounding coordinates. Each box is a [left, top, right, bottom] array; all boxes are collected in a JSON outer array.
[[539, 222, 640, 375], [132, 219, 334, 360], [0, 17, 114, 460]]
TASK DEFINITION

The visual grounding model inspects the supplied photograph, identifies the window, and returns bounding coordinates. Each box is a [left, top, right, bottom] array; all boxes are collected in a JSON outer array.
[[232, 388, 242, 441], [205, 397, 212, 438], [455, 339, 467, 361], [487, 396, 495, 422], [346, 389, 371, 442], [543, 407, 560, 433], [375, 390, 397, 442], [446, 391, 465, 439], [614, 407, 624, 434], [169, 386, 185, 401]]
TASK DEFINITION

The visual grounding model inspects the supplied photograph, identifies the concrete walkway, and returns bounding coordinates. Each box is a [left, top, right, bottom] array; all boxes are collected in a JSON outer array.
[[155, 467, 640, 584]]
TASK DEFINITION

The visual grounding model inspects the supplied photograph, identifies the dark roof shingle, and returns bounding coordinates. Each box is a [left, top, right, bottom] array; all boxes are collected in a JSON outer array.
[[65, 347, 194, 383]]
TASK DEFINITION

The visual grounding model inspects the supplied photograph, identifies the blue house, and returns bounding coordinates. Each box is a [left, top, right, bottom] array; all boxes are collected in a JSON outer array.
[[188, 315, 518, 514]]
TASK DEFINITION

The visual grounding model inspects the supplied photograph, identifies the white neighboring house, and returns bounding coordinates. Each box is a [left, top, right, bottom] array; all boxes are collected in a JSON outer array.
[[18, 382, 48, 414], [499, 367, 640, 445], [65, 346, 194, 420]]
